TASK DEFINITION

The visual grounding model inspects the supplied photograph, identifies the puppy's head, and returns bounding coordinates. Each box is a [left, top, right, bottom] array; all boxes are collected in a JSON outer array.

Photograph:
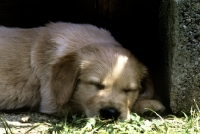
[[51, 44, 153, 120]]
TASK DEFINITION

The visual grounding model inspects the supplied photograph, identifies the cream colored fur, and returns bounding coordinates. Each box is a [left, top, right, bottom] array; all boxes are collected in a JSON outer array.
[[0, 22, 165, 120]]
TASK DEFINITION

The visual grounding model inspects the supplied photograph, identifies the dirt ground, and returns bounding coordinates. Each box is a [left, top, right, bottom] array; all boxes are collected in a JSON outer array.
[[0, 112, 60, 134]]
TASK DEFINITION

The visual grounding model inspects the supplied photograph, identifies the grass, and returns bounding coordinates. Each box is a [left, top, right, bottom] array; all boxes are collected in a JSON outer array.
[[47, 110, 200, 134], [1, 103, 200, 134]]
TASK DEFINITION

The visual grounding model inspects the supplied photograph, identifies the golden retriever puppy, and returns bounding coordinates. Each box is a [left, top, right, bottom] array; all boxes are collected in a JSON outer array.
[[0, 22, 165, 120]]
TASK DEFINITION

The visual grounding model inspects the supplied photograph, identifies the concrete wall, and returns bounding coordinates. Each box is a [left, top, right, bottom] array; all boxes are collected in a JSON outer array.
[[160, 0, 200, 114]]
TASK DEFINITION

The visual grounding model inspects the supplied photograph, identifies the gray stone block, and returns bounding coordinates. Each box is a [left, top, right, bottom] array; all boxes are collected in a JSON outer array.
[[160, 0, 200, 114]]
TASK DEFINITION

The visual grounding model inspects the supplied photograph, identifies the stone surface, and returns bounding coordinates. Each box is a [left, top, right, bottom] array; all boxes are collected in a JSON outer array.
[[160, 0, 200, 114], [0, 112, 59, 134]]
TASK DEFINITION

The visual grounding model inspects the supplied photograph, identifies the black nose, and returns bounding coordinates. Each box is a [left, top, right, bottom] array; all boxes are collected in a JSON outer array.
[[100, 107, 120, 120]]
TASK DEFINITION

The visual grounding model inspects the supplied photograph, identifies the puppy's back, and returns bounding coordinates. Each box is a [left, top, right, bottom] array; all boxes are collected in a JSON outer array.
[[0, 26, 42, 110]]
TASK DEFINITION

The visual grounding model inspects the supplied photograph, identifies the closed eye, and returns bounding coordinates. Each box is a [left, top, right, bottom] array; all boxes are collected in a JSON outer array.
[[90, 81, 105, 90], [123, 89, 137, 93]]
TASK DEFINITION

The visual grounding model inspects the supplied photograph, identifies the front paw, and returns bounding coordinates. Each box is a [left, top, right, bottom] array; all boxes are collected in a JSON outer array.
[[132, 100, 165, 116]]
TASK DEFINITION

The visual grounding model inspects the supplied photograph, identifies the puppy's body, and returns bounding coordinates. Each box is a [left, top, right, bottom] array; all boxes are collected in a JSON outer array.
[[0, 28, 41, 110], [0, 22, 164, 120]]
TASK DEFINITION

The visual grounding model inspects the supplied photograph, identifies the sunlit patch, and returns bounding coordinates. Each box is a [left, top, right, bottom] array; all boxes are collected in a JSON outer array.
[[129, 83, 138, 90], [97, 90, 105, 97], [126, 110, 130, 120], [103, 55, 128, 84], [80, 60, 91, 69], [127, 99, 130, 106], [113, 55, 128, 78], [56, 44, 67, 57]]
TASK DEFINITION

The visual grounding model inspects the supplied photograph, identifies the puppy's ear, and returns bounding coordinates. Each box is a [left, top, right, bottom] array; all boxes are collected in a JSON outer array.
[[138, 72, 155, 100], [51, 53, 80, 106]]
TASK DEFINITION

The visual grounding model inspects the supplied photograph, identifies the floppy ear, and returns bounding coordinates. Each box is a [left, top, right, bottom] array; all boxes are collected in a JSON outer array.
[[137, 72, 155, 100], [51, 52, 80, 106]]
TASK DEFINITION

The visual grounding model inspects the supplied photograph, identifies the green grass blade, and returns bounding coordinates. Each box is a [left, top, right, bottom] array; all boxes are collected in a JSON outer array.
[[0, 116, 13, 134]]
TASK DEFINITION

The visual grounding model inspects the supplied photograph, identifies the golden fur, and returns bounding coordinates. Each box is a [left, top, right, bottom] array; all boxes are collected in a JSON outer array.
[[0, 22, 165, 120]]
